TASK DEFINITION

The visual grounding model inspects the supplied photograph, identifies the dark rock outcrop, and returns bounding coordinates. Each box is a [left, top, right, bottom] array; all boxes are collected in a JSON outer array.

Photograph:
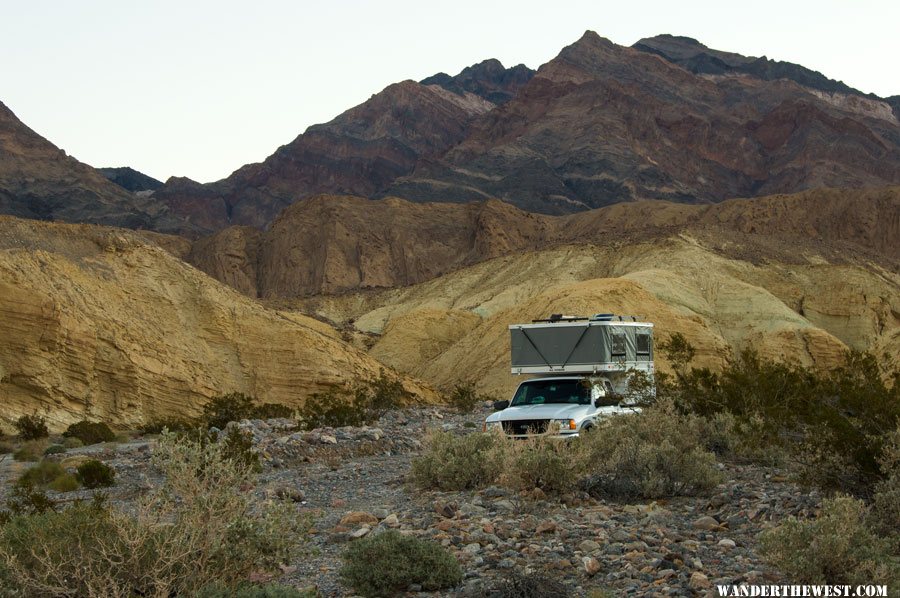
[[98, 167, 164, 192]]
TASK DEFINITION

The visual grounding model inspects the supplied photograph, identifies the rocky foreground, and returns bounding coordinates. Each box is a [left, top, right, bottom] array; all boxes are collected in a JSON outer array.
[[0, 408, 821, 597]]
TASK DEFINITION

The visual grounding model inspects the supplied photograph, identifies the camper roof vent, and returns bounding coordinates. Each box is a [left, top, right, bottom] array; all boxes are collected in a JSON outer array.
[[590, 313, 615, 321]]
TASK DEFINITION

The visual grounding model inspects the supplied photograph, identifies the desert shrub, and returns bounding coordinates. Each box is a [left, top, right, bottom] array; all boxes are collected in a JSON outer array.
[[1, 484, 56, 521], [578, 400, 722, 500], [872, 427, 900, 549], [74, 459, 115, 489], [657, 334, 900, 496], [0, 431, 309, 597], [202, 392, 257, 429], [61, 436, 84, 449], [201, 393, 295, 430], [192, 582, 316, 597], [17, 460, 67, 489], [482, 572, 569, 597], [252, 403, 295, 420], [12, 442, 42, 462], [446, 381, 490, 413], [698, 412, 784, 465], [62, 420, 116, 445], [0, 441, 13, 454], [339, 530, 462, 597], [355, 370, 405, 420], [141, 417, 197, 435], [219, 426, 260, 472], [411, 431, 503, 491], [47, 473, 80, 493], [759, 496, 900, 590], [298, 391, 364, 429], [43, 444, 66, 456], [299, 372, 405, 430], [501, 434, 579, 495], [14, 414, 48, 440]]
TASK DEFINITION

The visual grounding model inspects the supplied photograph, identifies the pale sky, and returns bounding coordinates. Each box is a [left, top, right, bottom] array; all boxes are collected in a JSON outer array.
[[2, 0, 898, 183]]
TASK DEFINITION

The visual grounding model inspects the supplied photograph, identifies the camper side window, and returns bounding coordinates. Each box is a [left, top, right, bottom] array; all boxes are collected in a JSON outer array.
[[636, 333, 651, 357], [611, 333, 626, 356]]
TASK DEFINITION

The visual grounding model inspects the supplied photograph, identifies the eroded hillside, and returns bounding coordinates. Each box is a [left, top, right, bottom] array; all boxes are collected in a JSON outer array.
[[0, 217, 432, 432]]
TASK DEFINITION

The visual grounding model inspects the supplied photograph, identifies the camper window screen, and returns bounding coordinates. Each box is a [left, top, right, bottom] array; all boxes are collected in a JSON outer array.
[[611, 333, 626, 356], [636, 334, 651, 356]]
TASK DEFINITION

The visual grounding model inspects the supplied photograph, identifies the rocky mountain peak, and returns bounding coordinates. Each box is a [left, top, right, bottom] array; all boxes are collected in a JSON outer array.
[[421, 58, 535, 105]]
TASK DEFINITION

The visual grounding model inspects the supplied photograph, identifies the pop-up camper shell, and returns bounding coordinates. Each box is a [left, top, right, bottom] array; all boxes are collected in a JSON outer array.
[[509, 314, 654, 376]]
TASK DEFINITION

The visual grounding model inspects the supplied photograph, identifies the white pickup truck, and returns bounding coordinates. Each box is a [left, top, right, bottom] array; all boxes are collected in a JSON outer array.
[[484, 313, 654, 437], [483, 375, 640, 437]]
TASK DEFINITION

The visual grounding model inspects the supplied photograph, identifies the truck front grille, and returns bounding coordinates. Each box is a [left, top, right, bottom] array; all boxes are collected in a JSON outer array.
[[501, 419, 550, 436]]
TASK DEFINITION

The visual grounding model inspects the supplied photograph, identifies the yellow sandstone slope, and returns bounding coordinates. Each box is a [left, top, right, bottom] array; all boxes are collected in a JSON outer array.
[[299, 239, 899, 399], [0, 217, 432, 432]]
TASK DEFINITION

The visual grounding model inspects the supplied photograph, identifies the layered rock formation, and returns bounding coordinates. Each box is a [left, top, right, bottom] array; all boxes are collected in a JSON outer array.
[[390, 32, 900, 212], [0, 101, 187, 233], [0, 216, 432, 432], [188, 187, 900, 297]]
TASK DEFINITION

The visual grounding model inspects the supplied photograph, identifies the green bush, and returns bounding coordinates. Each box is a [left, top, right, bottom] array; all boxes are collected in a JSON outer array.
[[61, 436, 84, 449], [43, 445, 66, 456], [411, 431, 503, 491], [14, 414, 48, 440], [759, 496, 900, 590], [13, 445, 41, 462], [62, 420, 116, 445], [578, 400, 722, 500], [502, 435, 579, 495], [872, 427, 900, 550], [340, 530, 462, 597], [657, 334, 900, 497], [17, 460, 67, 489], [201, 393, 295, 430], [1, 484, 56, 520], [47, 473, 80, 493], [0, 432, 310, 597], [141, 417, 196, 435], [192, 583, 316, 597], [75, 459, 115, 489], [298, 391, 364, 429], [446, 382, 490, 413], [202, 392, 257, 429], [299, 371, 405, 430]]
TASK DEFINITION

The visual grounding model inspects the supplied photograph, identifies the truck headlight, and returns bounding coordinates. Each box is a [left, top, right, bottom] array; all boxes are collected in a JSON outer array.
[[553, 419, 577, 430], [483, 421, 502, 432]]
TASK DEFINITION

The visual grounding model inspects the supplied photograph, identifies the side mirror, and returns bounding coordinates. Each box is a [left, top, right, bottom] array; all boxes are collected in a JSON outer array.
[[594, 394, 620, 408], [493, 400, 510, 411]]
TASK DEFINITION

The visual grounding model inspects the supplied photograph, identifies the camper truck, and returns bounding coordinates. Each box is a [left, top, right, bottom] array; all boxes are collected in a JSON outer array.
[[483, 313, 655, 437]]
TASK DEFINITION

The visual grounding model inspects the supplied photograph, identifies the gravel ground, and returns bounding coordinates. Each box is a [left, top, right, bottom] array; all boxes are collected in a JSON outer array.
[[0, 407, 821, 597]]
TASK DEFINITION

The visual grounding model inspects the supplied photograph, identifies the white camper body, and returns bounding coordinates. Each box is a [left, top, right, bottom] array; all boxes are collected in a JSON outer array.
[[485, 314, 655, 437]]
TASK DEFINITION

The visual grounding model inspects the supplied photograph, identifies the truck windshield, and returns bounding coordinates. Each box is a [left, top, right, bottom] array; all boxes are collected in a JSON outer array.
[[511, 379, 590, 406]]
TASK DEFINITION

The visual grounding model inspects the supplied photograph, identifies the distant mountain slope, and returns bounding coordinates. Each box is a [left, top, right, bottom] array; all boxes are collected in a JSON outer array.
[[0, 101, 188, 232], [187, 186, 900, 298], [154, 71, 517, 231], [632, 34, 864, 97], [98, 166, 164, 192], [388, 32, 900, 213]]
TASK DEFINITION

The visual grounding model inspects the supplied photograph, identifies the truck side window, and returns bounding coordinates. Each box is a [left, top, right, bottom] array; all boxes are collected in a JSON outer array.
[[611, 333, 626, 356]]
